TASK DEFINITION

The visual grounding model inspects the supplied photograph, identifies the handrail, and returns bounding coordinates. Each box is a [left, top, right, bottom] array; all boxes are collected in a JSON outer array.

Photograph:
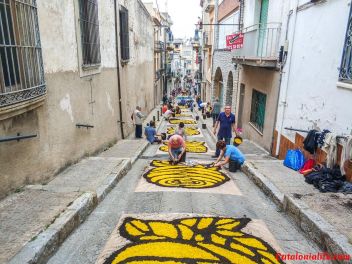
[[0, 133, 37, 143], [284, 127, 347, 140], [76, 124, 94, 129]]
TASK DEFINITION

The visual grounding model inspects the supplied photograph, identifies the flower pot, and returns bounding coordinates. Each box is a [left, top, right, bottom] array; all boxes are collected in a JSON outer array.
[[195, 116, 199, 121], [202, 124, 207, 129], [206, 112, 211, 118], [202, 114, 206, 119]]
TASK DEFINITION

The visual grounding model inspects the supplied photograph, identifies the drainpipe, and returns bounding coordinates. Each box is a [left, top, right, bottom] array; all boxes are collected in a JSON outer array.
[[274, 0, 299, 156], [114, 0, 125, 139], [270, 5, 293, 156]]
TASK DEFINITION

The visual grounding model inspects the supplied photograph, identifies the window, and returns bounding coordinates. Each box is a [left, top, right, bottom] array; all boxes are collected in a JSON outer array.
[[78, 0, 101, 67], [119, 6, 129, 61], [0, 0, 46, 107], [250, 89, 266, 133], [339, 4, 352, 83]]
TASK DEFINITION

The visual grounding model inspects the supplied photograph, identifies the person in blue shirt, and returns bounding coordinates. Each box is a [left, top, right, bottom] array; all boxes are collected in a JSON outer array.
[[144, 121, 161, 144], [214, 140, 245, 168], [212, 105, 237, 157]]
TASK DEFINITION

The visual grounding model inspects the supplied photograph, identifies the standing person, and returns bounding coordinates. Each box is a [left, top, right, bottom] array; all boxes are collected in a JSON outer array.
[[144, 121, 161, 144], [213, 140, 245, 168], [132, 106, 144, 138], [211, 98, 221, 127], [162, 94, 168, 105], [212, 105, 237, 158], [168, 134, 186, 165]]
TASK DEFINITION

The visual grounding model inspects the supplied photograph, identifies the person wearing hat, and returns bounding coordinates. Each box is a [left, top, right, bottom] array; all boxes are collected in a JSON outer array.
[[168, 134, 186, 165], [213, 140, 245, 168]]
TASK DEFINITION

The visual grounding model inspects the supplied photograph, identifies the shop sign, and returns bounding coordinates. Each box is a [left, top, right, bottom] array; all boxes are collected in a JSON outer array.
[[226, 33, 244, 50]]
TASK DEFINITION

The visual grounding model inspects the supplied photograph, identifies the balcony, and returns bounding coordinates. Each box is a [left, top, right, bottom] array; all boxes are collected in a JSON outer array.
[[205, 0, 214, 13], [203, 31, 213, 48], [154, 41, 164, 53], [232, 23, 281, 68]]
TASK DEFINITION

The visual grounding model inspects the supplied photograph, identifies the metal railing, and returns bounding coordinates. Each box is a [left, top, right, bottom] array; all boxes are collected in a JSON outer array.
[[232, 23, 281, 60], [0, 0, 46, 107], [339, 3, 352, 83]]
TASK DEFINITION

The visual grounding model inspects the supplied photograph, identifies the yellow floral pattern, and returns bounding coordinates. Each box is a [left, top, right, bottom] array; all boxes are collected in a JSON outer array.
[[159, 141, 207, 153], [104, 217, 284, 264], [167, 126, 200, 136], [143, 160, 230, 189], [175, 113, 193, 117], [169, 119, 197, 125]]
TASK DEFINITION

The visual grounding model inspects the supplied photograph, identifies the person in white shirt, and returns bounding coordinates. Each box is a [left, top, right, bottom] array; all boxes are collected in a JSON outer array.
[[164, 107, 174, 120], [132, 106, 144, 138]]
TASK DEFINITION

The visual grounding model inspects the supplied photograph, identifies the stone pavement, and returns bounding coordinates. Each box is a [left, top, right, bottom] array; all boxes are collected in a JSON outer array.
[[1, 107, 161, 264], [196, 108, 352, 261], [47, 106, 328, 264]]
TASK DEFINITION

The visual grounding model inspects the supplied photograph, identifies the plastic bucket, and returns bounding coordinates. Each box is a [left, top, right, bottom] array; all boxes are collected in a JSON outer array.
[[202, 124, 207, 129], [233, 136, 243, 146]]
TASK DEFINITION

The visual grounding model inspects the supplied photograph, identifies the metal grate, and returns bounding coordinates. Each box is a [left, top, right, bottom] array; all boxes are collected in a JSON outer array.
[[250, 89, 266, 133], [339, 4, 352, 83], [78, 0, 101, 67], [0, 0, 46, 107]]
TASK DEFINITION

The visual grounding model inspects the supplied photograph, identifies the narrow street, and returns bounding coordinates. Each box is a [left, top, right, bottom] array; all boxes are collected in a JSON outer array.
[[46, 110, 323, 264], [1, 0, 352, 263]]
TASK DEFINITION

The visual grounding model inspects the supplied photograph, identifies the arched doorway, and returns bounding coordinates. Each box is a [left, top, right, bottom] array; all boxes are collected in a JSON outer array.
[[214, 67, 223, 107], [226, 71, 233, 106]]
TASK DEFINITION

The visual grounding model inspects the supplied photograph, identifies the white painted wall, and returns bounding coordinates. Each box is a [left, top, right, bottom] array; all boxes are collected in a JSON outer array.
[[276, 0, 352, 142], [218, 11, 239, 49], [38, 0, 117, 73]]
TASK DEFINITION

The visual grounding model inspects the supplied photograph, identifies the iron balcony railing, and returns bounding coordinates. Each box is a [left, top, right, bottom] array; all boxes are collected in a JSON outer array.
[[202, 31, 213, 47], [0, 0, 46, 107], [232, 23, 281, 61], [205, 0, 214, 13], [154, 41, 164, 52]]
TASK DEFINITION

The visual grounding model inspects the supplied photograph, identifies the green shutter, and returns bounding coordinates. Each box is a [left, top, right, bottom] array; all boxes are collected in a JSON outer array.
[[257, 0, 269, 56]]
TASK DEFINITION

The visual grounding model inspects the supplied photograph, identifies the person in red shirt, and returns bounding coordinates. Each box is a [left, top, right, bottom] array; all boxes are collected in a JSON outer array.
[[168, 134, 186, 164], [162, 104, 168, 114]]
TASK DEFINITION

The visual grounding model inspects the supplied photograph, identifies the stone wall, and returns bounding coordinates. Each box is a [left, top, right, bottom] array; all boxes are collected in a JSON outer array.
[[0, 0, 154, 199]]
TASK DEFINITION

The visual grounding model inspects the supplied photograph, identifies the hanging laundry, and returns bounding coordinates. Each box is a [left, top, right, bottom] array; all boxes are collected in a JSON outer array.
[[303, 129, 318, 154], [340, 135, 352, 176], [322, 133, 337, 169], [316, 129, 331, 148]]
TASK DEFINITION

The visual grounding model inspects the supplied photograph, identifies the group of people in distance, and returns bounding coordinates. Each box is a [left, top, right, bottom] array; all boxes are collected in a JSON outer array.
[[133, 93, 245, 170]]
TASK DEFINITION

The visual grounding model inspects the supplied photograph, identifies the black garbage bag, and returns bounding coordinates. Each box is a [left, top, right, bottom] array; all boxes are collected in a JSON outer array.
[[318, 179, 344, 193], [338, 182, 352, 194]]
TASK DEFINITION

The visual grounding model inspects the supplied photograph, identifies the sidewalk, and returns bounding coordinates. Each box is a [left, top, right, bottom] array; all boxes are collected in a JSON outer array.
[[1, 107, 162, 264], [196, 108, 352, 260]]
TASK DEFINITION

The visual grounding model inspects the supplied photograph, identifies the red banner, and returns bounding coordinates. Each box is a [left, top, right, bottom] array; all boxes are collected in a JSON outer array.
[[226, 33, 244, 50]]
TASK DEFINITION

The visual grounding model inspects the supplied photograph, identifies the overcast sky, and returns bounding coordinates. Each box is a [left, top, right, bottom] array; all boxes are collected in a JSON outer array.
[[147, 0, 202, 39]]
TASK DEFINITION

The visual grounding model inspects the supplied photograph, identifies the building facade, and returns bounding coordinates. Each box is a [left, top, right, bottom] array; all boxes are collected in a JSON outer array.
[[0, 0, 155, 198], [273, 0, 352, 161]]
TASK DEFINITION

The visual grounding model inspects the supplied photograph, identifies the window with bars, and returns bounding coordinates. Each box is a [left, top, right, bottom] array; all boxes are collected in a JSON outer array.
[[119, 6, 129, 61], [78, 0, 101, 67], [339, 4, 352, 83], [0, 0, 46, 107], [250, 89, 266, 133]]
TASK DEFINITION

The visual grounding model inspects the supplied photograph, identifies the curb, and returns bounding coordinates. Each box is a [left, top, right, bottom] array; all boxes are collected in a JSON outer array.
[[242, 163, 352, 263], [9, 193, 97, 264], [241, 162, 284, 208], [283, 195, 352, 261], [9, 159, 133, 264], [10, 108, 161, 264]]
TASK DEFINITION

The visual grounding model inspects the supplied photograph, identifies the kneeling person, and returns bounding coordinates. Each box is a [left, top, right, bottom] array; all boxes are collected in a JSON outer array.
[[145, 121, 161, 144], [214, 140, 245, 169], [168, 134, 186, 165]]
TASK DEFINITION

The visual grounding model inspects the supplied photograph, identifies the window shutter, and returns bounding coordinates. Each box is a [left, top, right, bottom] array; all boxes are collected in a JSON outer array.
[[119, 7, 130, 61]]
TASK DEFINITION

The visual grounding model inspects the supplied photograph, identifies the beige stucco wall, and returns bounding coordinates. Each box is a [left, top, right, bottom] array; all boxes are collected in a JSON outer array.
[[238, 66, 280, 151], [0, 0, 154, 198]]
